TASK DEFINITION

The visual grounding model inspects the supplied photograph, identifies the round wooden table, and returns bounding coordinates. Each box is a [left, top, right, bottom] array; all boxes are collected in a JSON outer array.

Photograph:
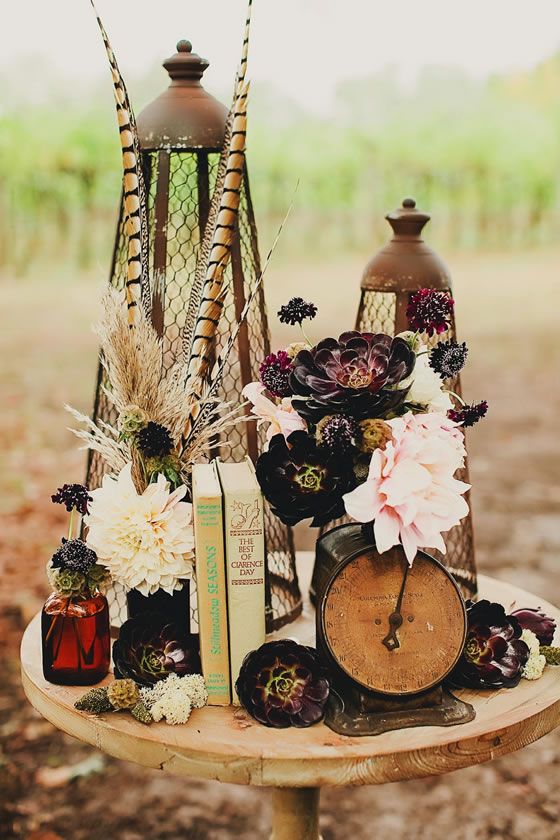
[[20, 561, 560, 840]]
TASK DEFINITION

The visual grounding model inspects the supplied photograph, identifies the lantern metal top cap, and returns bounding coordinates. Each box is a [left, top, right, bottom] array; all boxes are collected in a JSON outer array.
[[163, 40, 210, 81], [361, 197, 451, 293], [137, 38, 228, 152], [385, 197, 431, 239]]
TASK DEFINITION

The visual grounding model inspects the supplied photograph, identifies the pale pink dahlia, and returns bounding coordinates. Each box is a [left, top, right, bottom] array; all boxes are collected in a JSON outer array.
[[343, 412, 470, 563], [242, 382, 307, 442]]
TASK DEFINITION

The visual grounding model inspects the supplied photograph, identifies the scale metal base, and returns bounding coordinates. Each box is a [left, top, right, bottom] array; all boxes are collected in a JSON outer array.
[[324, 683, 475, 737]]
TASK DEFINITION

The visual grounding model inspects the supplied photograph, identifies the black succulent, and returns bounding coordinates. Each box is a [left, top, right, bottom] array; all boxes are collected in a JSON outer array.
[[235, 639, 330, 728], [255, 431, 356, 527], [113, 612, 201, 686], [290, 332, 414, 422], [136, 422, 175, 458], [449, 600, 530, 689], [51, 538, 98, 574]]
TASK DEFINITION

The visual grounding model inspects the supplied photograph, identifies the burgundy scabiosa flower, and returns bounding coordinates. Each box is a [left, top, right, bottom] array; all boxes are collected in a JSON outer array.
[[51, 538, 98, 574], [136, 422, 175, 458], [407, 288, 454, 336], [235, 639, 330, 728], [450, 600, 530, 689], [290, 331, 415, 422], [259, 351, 294, 398], [51, 483, 92, 514], [113, 613, 201, 686], [278, 297, 318, 326], [316, 414, 359, 453], [255, 431, 356, 527], [430, 340, 468, 379], [448, 400, 488, 427], [511, 608, 556, 646]]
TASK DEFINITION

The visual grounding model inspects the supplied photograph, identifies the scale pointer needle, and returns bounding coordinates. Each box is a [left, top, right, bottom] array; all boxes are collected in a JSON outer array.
[[381, 561, 410, 651]]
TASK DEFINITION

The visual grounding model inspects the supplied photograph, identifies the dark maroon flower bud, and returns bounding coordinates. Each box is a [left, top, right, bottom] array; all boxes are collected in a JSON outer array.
[[429, 340, 468, 379], [51, 538, 98, 574], [235, 639, 330, 728], [511, 608, 556, 646], [406, 288, 454, 336], [448, 400, 488, 427], [51, 483, 92, 514], [316, 414, 359, 453], [259, 351, 293, 397], [449, 600, 529, 689], [136, 422, 174, 458], [278, 297, 318, 326]]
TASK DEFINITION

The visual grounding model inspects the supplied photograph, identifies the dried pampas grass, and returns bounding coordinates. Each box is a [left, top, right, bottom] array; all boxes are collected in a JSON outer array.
[[67, 289, 246, 490]]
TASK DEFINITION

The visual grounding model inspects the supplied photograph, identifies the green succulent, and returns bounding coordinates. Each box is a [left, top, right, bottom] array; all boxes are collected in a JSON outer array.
[[541, 646, 560, 665], [130, 701, 153, 725], [75, 687, 113, 714]]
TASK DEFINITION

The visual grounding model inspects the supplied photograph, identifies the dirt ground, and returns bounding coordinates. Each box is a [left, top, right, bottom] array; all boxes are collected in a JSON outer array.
[[1, 249, 560, 839]]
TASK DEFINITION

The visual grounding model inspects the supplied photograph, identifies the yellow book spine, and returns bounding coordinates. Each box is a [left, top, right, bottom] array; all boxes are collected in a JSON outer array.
[[194, 491, 231, 706], [223, 488, 266, 704]]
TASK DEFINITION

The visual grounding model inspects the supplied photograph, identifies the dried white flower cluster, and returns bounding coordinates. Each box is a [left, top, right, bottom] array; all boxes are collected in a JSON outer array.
[[521, 629, 547, 681], [140, 674, 208, 725]]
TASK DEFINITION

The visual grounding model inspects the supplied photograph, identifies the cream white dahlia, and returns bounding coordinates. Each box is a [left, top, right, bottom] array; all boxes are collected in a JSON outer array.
[[85, 463, 194, 596]]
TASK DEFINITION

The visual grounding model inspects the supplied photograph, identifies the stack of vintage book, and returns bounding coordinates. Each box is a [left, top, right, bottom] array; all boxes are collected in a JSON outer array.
[[192, 458, 266, 705]]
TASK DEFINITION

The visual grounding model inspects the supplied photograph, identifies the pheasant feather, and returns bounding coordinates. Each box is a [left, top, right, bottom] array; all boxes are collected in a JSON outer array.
[[182, 195, 295, 447], [185, 82, 249, 387], [183, 0, 254, 358], [90, 0, 149, 327]]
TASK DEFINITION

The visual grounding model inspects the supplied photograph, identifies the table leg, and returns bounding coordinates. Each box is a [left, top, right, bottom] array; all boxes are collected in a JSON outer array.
[[270, 787, 321, 840]]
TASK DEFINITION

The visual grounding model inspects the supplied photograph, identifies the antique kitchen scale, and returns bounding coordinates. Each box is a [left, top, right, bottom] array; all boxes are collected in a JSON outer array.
[[315, 524, 475, 736]]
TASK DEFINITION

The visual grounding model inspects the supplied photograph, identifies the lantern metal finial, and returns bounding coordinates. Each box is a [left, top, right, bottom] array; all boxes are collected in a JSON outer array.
[[137, 40, 228, 152]]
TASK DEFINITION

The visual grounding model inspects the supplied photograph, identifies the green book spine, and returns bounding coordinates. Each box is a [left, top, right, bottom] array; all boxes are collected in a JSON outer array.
[[193, 465, 231, 706]]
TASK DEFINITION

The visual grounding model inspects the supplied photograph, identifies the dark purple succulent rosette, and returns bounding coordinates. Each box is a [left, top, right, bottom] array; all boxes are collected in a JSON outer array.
[[113, 612, 201, 686], [511, 607, 556, 646], [236, 639, 330, 728], [255, 431, 356, 527], [290, 331, 414, 422], [449, 600, 530, 690]]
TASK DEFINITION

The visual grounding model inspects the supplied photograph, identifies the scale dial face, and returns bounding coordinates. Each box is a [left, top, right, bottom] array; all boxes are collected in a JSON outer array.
[[320, 546, 467, 696]]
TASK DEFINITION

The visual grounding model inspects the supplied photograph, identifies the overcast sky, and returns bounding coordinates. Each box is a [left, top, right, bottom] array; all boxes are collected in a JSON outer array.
[[3, 1, 560, 111]]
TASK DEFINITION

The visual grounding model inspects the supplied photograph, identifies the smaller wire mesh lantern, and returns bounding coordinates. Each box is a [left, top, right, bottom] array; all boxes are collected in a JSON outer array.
[[87, 40, 301, 631], [355, 197, 477, 598]]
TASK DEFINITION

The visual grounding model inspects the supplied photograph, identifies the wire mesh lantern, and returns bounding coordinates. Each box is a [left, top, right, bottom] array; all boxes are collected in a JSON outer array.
[[355, 197, 477, 598], [86, 39, 301, 631]]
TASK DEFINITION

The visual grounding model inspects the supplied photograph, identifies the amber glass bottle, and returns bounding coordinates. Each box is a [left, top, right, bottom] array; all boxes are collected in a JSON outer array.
[[41, 591, 110, 685]]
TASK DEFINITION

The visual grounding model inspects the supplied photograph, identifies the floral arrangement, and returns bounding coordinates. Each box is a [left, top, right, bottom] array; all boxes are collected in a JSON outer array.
[[245, 291, 487, 562], [48, 484, 110, 598]]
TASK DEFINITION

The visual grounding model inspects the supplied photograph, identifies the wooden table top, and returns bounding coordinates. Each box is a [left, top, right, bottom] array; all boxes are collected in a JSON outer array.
[[20, 558, 560, 788]]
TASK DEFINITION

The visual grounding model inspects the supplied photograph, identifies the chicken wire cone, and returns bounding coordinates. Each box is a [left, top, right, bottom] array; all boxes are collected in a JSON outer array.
[[85, 41, 301, 632], [314, 198, 477, 602]]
